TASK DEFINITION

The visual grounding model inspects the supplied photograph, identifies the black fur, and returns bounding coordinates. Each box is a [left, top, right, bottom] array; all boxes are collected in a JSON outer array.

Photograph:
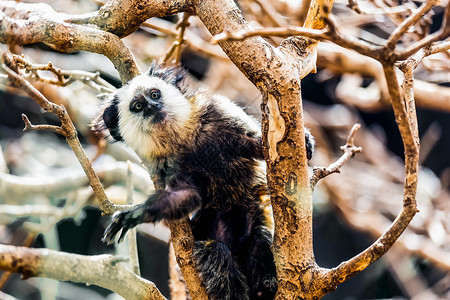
[[95, 64, 315, 300], [147, 61, 187, 92]]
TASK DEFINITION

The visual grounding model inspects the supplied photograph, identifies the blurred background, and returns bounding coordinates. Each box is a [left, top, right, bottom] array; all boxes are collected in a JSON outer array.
[[0, 0, 449, 299]]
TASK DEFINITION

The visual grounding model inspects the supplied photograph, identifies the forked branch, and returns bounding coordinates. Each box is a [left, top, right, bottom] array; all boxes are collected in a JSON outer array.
[[310, 123, 362, 188], [1, 51, 127, 215]]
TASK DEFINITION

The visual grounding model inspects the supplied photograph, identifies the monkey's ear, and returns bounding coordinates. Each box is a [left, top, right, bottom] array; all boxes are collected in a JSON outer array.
[[148, 60, 187, 92]]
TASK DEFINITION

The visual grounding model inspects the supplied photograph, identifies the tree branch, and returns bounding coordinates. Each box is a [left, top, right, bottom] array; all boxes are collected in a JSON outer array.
[[162, 13, 191, 64], [385, 0, 440, 50], [0, 244, 166, 300], [326, 61, 420, 288], [0, 161, 151, 203], [0, 1, 139, 83], [13, 55, 115, 93], [68, 0, 195, 38], [396, 2, 450, 60], [1, 52, 124, 215], [310, 123, 362, 188]]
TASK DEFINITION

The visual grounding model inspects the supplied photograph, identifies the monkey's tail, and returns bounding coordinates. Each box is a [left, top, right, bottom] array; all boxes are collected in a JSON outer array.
[[193, 240, 249, 300]]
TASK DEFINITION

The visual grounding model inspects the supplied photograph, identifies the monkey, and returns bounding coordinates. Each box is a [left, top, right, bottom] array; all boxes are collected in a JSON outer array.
[[92, 62, 315, 300]]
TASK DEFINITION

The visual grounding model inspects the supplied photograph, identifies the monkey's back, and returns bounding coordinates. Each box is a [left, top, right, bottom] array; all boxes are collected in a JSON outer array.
[[175, 92, 267, 211]]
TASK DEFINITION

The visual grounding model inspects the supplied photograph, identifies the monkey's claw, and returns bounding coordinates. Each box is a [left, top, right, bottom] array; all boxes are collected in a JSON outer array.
[[102, 205, 145, 244]]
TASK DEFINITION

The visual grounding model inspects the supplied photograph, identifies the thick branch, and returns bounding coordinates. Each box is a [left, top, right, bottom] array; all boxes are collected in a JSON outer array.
[[0, 2, 139, 83], [68, 0, 195, 38], [168, 219, 208, 299], [0, 244, 165, 300]]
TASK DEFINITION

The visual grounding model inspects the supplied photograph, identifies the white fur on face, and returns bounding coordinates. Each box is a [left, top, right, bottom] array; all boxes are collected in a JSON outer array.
[[115, 74, 192, 160]]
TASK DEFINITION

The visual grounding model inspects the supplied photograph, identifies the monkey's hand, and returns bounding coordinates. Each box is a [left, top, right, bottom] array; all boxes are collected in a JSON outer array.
[[102, 179, 201, 244], [102, 203, 145, 245]]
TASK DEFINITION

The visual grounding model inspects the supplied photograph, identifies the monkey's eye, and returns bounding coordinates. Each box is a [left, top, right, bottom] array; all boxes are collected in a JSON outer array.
[[130, 99, 145, 112], [148, 88, 161, 100]]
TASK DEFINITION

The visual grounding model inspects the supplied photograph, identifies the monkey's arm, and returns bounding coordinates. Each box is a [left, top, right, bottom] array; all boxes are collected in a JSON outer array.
[[102, 177, 201, 244]]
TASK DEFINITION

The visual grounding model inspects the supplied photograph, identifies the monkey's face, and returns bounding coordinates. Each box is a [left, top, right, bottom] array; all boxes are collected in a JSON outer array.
[[99, 74, 192, 159]]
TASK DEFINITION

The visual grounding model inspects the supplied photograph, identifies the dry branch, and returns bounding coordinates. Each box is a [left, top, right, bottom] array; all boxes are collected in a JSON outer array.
[[310, 123, 362, 188], [163, 13, 190, 64], [317, 42, 450, 112], [1, 52, 125, 215], [0, 161, 151, 202], [385, 0, 440, 49], [14, 55, 115, 93], [0, 244, 165, 300], [168, 219, 208, 299], [126, 161, 141, 277], [0, 2, 139, 83]]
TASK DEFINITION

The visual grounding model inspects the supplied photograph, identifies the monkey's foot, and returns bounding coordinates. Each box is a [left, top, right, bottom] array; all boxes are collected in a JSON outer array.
[[102, 204, 145, 244]]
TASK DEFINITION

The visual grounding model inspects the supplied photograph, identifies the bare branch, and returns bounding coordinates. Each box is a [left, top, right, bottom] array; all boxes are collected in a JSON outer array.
[[396, 2, 450, 60], [163, 13, 191, 64], [21, 113, 66, 136], [1, 51, 123, 215], [14, 55, 115, 93], [430, 40, 450, 54], [126, 161, 141, 277], [68, 0, 194, 38], [168, 219, 209, 300], [211, 15, 382, 60], [385, 0, 440, 49], [326, 63, 420, 288], [0, 161, 151, 203], [310, 123, 362, 188], [0, 244, 166, 300], [317, 43, 450, 112], [0, 2, 139, 83], [141, 19, 228, 60]]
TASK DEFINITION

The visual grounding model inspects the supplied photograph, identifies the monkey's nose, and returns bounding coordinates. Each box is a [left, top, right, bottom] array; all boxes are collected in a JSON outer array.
[[143, 101, 163, 118]]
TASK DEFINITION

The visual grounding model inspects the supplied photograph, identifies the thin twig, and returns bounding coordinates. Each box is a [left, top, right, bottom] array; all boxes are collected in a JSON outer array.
[[310, 123, 362, 188], [21, 113, 66, 136], [211, 16, 382, 60], [396, 2, 450, 60], [14, 55, 115, 93], [163, 13, 191, 64], [385, 0, 439, 50]]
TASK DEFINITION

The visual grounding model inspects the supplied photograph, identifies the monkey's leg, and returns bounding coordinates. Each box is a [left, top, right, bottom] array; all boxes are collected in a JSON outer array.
[[102, 183, 201, 244], [242, 225, 277, 300], [194, 240, 249, 300]]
